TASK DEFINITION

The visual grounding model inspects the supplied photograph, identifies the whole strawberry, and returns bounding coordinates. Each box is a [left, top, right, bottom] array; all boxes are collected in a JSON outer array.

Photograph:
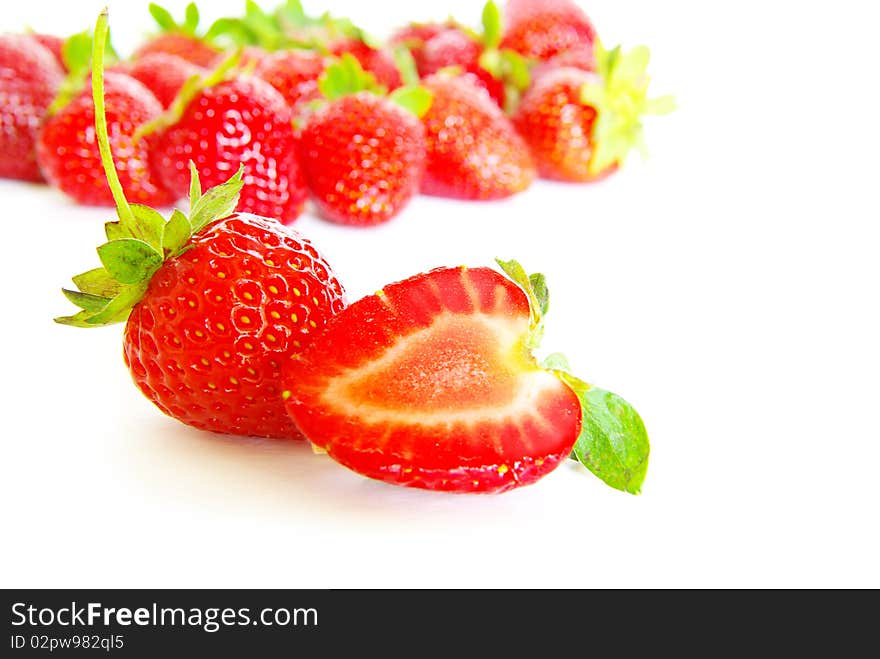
[[297, 55, 428, 226], [128, 52, 205, 108], [37, 71, 175, 206], [0, 34, 64, 181], [134, 2, 220, 67], [420, 73, 535, 200], [150, 69, 308, 223], [513, 46, 674, 181], [501, 0, 596, 60], [58, 10, 346, 440]]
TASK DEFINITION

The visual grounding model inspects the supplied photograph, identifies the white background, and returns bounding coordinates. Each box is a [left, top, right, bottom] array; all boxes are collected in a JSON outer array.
[[1, 0, 878, 588]]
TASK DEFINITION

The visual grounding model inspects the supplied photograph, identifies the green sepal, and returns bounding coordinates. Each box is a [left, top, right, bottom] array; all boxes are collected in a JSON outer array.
[[392, 45, 420, 87], [478, 47, 532, 113], [104, 221, 129, 241], [189, 165, 244, 233], [495, 258, 547, 350], [319, 53, 385, 100], [148, 3, 178, 32], [97, 239, 163, 285], [184, 2, 200, 34], [61, 288, 111, 312], [188, 161, 202, 210], [84, 281, 149, 326], [580, 41, 674, 176], [542, 354, 650, 495], [162, 210, 193, 256], [148, 2, 203, 37], [481, 1, 502, 50], [72, 268, 123, 298], [129, 204, 166, 252], [388, 85, 434, 118]]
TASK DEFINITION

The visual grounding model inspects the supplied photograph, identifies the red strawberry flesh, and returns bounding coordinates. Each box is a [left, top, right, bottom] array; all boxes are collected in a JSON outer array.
[[283, 266, 581, 493]]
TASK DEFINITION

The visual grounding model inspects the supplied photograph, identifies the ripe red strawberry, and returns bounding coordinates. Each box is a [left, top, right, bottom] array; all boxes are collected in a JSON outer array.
[[420, 73, 535, 200], [330, 39, 402, 91], [282, 262, 582, 493], [0, 34, 63, 181], [150, 74, 308, 223], [500, 0, 597, 60], [513, 46, 674, 182], [58, 10, 346, 440], [134, 2, 220, 67], [37, 71, 174, 206], [254, 50, 328, 111], [296, 55, 428, 226], [128, 53, 205, 108]]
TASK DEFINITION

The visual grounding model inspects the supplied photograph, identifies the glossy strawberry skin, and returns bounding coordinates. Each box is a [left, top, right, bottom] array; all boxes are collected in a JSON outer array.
[[297, 92, 426, 226], [330, 39, 402, 91], [133, 32, 220, 68], [420, 74, 535, 200], [152, 76, 308, 223], [36, 72, 175, 206], [513, 66, 615, 182], [124, 213, 346, 439], [0, 34, 64, 181], [283, 266, 582, 493], [501, 0, 597, 61], [254, 50, 327, 112], [128, 53, 205, 108]]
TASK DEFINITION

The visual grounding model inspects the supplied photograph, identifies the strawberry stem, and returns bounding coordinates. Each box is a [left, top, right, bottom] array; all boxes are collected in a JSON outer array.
[[92, 8, 136, 232]]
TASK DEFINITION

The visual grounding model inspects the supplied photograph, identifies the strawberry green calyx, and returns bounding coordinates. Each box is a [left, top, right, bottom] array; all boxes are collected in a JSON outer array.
[[319, 54, 433, 118], [581, 43, 676, 176], [498, 257, 651, 495], [149, 1, 204, 37], [477, 1, 532, 113], [55, 10, 244, 329]]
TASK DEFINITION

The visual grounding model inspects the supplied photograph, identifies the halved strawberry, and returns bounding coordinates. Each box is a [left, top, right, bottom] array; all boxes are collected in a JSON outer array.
[[282, 261, 582, 493]]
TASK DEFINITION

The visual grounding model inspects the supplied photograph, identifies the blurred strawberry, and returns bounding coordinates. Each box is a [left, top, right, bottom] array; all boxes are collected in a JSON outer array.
[[0, 34, 64, 181], [500, 0, 597, 60], [129, 53, 204, 108], [330, 39, 403, 91], [30, 33, 66, 71], [255, 49, 328, 111]]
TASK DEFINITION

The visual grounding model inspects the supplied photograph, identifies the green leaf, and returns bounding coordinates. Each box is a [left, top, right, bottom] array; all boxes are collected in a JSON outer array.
[[562, 373, 650, 495], [148, 3, 178, 31], [501, 49, 530, 91], [388, 86, 433, 118], [130, 204, 166, 252], [162, 210, 192, 255], [189, 166, 244, 233], [279, 0, 307, 24], [72, 268, 123, 297], [392, 45, 420, 87], [104, 221, 130, 241], [97, 239, 163, 285], [85, 281, 149, 326], [61, 30, 93, 77], [188, 161, 202, 211], [528, 273, 549, 316], [541, 352, 572, 373], [55, 310, 102, 328], [495, 258, 546, 345], [204, 17, 252, 44], [184, 2, 200, 33], [61, 289, 111, 312], [481, 1, 502, 49], [478, 48, 502, 78], [319, 53, 384, 100]]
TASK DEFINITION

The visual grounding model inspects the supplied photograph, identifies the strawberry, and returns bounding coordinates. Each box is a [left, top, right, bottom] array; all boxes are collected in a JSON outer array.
[[389, 21, 456, 75], [149, 62, 308, 223], [254, 49, 328, 112], [420, 73, 535, 200], [330, 39, 403, 91], [0, 34, 63, 181], [128, 53, 205, 108], [134, 2, 220, 68], [513, 46, 674, 182], [532, 43, 597, 80], [421, 29, 505, 107], [57, 10, 346, 440], [282, 261, 582, 493], [296, 55, 428, 226], [500, 0, 597, 61], [37, 71, 174, 206]]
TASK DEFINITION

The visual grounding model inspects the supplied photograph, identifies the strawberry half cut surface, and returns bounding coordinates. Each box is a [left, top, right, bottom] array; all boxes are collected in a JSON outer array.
[[283, 261, 582, 493]]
